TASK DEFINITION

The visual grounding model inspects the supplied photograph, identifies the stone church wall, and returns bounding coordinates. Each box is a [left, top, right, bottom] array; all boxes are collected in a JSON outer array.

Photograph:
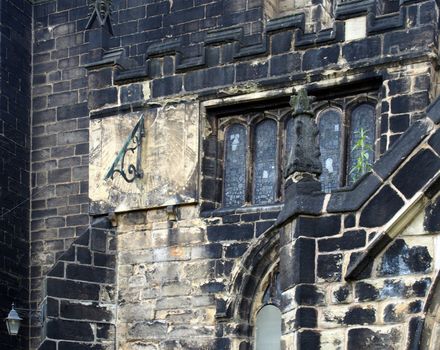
[[31, 4, 92, 348], [38, 217, 116, 350], [0, 1, 32, 349]]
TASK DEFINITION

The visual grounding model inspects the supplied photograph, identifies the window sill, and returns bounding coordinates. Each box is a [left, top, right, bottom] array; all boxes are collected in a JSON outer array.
[[201, 203, 283, 218]]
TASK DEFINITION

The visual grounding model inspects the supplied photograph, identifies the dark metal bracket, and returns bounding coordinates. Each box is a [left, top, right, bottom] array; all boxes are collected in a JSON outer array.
[[104, 115, 145, 183]]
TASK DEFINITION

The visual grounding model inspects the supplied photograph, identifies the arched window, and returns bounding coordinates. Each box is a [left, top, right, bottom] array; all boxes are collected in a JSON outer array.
[[347, 103, 375, 184], [253, 119, 278, 204], [255, 305, 282, 350], [213, 96, 378, 209], [318, 108, 343, 192], [224, 124, 247, 207]]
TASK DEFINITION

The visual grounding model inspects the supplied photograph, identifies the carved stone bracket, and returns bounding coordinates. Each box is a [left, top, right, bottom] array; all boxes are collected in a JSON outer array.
[[104, 115, 145, 183], [86, 0, 113, 35]]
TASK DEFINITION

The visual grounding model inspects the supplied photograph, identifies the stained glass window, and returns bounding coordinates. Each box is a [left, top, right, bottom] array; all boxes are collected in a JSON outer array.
[[319, 108, 343, 192], [223, 124, 247, 207], [253, 119, 277, 204], [348, 103, 375, 184], [217, 98, 377, 208]]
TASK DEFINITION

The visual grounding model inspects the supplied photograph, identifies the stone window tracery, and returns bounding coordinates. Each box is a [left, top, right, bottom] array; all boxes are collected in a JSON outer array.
[[317, 98, 377, 192], [347, 103, 376, 184], [253, 119, 278, 204], [220, 109, 289, 207], [224, 124, 248, 207], [318, 107, 343, 192], [206, 92, 379, 209]]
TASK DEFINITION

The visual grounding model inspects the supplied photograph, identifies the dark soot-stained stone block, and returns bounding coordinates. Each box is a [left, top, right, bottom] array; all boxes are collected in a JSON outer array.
[[333, 285, 350, 303], [343, 307, 376, 325], [348, 327, 401, 349], [408, 300, 422, 313], [427, 96, 440, 123], [327, 173, 382, 212], [355, 282, 379, 302], [293, 238, 316, 284], [302, 45, 339, 71], [412, 278, 431, 297], [383, 303, 404, 323], [424, 196, 440, 232], [38, 341, 56, 350], [392, 149, 440, 199], [46, 278, 100, 301], [295, 307, 318, 328], [407, 317, 424, 350], [207, 224, 254, 241], [428, 128, 440, 155], [60, 300, 113, 322], [342, 37, 381, 62], [344, 214, 355, 228], [295, 215, 341, 238], [295, 284, 325, 305], [46, 319, 94, 341], [373, 120, 429, 180], [360, 185, 404, 227], [317, 254, 343, 282], [318, 230, 366, 252], [378, 239, 432, 277], [297, 330, 320, 349]]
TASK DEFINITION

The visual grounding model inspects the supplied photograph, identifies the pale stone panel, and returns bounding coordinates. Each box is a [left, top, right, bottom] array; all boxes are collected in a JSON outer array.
[[345, 16, 367, 41], [401, 211, 426, 236], [278, 0, 295, 15], [89, 102, 199, 213]]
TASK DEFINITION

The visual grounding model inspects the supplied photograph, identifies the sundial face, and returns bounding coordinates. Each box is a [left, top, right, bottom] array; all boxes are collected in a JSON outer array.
[[89, 102, 199, 214]]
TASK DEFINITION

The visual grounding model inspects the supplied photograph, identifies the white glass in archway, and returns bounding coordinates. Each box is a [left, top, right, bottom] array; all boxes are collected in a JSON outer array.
[[255, 304, 282, 350]]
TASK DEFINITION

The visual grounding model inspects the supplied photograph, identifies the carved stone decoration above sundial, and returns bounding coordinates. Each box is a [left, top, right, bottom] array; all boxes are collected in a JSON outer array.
[[86, 0, 113, 35]]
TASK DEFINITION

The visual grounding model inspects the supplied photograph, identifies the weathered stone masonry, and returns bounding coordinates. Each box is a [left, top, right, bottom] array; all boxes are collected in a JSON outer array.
[[0, 1, 32, 349], [1, 0, 440, 349]]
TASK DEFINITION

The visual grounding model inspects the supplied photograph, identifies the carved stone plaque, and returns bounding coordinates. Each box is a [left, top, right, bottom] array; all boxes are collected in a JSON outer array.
[[90, 102, 199, 214]]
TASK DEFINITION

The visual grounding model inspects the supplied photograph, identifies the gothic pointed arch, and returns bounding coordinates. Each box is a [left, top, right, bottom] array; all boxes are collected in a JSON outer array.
[[219, 225, 280, 348]]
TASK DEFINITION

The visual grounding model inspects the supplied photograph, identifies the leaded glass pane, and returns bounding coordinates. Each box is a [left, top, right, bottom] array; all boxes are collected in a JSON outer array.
[[253, 119, 277, 204], [319, 108, 342, 192], [348, 103, 376, 184], [224, 124, 247, 207]]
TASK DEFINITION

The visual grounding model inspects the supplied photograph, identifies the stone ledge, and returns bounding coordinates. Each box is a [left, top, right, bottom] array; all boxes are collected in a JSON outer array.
[[83, 0, 432, 85]]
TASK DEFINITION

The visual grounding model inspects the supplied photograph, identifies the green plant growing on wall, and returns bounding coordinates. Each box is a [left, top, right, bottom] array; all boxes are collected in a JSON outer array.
[[349, 127, 373, 182]]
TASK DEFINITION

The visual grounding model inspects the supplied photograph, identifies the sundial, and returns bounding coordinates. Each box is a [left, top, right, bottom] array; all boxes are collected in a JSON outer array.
[[104, 115, 145, 183]]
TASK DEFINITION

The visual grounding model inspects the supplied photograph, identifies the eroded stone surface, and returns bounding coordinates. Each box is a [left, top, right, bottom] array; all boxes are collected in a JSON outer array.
[[90, 103, 199, 213]]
